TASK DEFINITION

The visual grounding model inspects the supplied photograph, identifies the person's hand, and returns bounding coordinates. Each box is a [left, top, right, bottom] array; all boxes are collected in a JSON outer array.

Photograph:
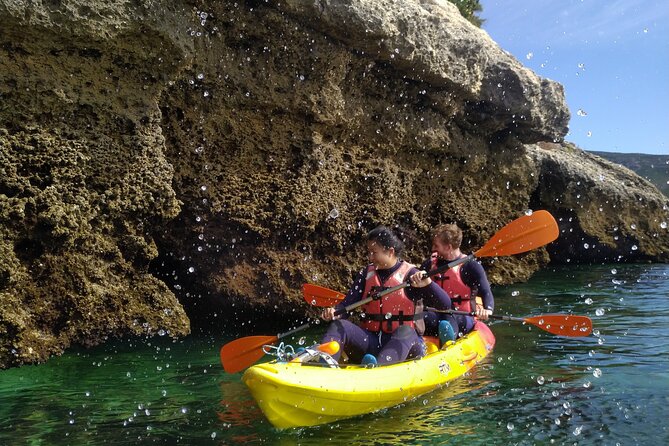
[[475, 306, 492, 320], [409, 271, 431, 288], [321, 307, 338, 321]]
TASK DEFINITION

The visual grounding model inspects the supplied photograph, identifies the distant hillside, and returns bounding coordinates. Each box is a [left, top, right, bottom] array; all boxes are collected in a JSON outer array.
[[590, 151, 669, 197]]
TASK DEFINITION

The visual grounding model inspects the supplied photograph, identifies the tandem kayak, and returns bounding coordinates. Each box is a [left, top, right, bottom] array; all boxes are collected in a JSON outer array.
[[241, 321, 495, 429]]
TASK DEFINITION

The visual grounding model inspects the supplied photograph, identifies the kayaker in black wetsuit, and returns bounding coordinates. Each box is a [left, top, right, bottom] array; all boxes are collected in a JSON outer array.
[[319, 226, 452, 366], [420, 223, 494, 344]]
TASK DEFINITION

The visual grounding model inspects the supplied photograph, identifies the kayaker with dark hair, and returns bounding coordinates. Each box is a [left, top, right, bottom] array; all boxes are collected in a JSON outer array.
[[421, 223, 495, 344], [320, 225, 452, 366]]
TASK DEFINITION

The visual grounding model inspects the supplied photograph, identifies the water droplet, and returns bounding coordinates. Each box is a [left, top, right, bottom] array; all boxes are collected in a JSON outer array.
[[524, 209, 533, 216], [611, 268, 617, 274], [573, 426, 583, 436], [577, 109, 587, 116], [661, 222, 667, 229], [507, 422, 514, 431], [328, 208, 340, 219], [583, 243, 590, 249], [526, 52, 533, 60], [631, 224, 637, 230], [511, 290, 519, 296], [585, 297, 593, 305], [593, 368, 602, 378], [587, 131, 592, 137], [385, 312, 392, 320], [537, 376, 545, 385], [631, 245, 638, 251], [595, 308, 605, 316], [188, 267, 195, 273]]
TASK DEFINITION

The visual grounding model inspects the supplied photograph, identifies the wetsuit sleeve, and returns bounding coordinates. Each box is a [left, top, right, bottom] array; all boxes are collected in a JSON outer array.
[[461, 261, 494, 311], [419, 258, 432, 272], [405, 267, 452, 309], [334, 267, 368, 318]]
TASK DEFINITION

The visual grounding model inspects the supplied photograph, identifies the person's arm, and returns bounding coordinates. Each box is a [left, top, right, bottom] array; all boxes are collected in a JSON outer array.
[[405, 267, 451, 309], [462, 261, 494, 319]]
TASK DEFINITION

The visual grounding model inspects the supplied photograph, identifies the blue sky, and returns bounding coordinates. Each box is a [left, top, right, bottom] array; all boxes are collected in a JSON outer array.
[[479, 0, 668, 155]]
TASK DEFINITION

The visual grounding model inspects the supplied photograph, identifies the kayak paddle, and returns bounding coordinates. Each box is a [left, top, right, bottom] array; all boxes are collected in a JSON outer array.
[[303, 284, 345, 307], [303, 285, 593, 337]]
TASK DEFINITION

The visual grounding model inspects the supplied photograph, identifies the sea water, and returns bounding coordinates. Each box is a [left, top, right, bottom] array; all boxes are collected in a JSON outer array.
[[1, 264, 667, 445]]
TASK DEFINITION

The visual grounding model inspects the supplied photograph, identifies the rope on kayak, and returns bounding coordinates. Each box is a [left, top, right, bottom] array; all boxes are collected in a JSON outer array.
[[262, 342, 296, 362]]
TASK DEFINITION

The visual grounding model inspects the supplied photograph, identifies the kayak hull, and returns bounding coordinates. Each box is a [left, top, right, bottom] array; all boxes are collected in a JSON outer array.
[[241, 321, 495, 429]]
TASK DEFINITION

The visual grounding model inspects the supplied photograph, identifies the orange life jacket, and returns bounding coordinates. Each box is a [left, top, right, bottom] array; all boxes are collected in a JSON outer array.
[[430, 253, 477, 312], [360, 261, 424, 334]]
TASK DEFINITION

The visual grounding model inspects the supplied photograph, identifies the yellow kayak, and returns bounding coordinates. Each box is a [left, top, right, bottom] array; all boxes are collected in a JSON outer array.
[[242, 321, 495, 429]]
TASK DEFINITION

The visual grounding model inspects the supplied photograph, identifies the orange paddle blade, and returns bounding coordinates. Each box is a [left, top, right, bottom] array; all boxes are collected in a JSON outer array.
[[524, 315, 593, 337], [303, 283, 345, 307], [475, 210, 559, 258], [219, 335, 278, 373]]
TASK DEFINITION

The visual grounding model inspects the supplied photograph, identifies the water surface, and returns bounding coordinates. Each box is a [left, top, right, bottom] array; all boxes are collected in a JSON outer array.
[[1, 264, 667, 444]]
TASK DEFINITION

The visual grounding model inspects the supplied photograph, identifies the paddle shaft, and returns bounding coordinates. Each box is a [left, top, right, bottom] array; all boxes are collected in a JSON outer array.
[[425, 307, 593, 337], [426, 307, 524, 323], [276, 322, 312, 340]]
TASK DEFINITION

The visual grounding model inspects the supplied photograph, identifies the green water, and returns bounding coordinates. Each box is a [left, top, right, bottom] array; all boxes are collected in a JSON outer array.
[[1, 264, 668, 445]]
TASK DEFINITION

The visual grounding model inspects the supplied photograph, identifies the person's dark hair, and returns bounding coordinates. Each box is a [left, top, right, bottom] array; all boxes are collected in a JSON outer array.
[[432, 223, 463, 249], [367, 225, 405, 256]]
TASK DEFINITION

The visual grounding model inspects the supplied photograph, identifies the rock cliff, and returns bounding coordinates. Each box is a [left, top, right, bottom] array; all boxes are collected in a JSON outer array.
[[1, 0, 667, 368]]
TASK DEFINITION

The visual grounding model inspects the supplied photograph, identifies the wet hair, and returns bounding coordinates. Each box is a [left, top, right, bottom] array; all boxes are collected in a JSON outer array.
[[367, 225, 405, 256], [431, 223, 463, 249]]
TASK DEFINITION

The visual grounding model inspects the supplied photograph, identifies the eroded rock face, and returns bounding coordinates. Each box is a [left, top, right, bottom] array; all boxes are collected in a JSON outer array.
[[529, 143, 669, 263], [0, 0, 194, 367], [1, 0, 667, 367]]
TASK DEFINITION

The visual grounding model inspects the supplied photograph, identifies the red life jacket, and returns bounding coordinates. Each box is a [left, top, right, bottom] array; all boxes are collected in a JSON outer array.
[[430, 253, 475, 312], [360, 261, 424, 334]]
